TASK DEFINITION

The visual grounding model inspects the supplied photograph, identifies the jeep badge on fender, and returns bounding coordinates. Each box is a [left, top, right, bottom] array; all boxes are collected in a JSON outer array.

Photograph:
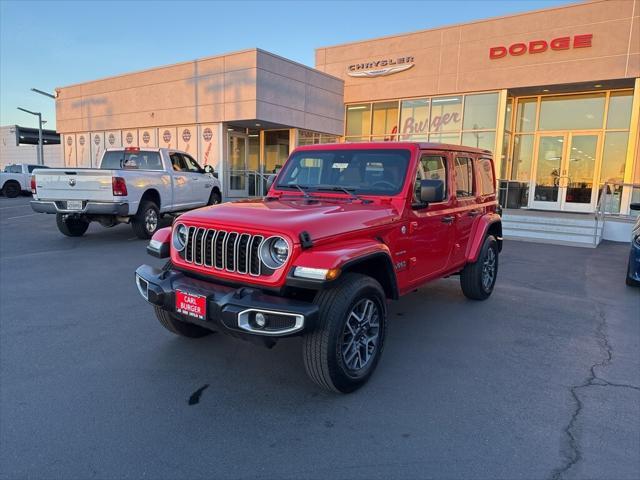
[[135, 142, 502, 393]]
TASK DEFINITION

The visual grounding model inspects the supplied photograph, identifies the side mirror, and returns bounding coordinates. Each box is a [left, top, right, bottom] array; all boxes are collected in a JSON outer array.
[[203, 165, 214, 174], [630, 203, 640, 211], [420, 179, 445, 204], [266, 174, 276, 192]]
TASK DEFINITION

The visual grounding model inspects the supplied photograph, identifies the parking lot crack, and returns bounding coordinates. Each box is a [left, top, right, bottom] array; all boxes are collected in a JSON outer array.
[[549, 305, 616, 480]]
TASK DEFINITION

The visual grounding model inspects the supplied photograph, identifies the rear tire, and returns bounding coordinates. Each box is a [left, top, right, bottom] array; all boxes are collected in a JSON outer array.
[[460, 235, 499, 300], [56, 214, 89, 237], [131, 201, 159, 239], [2, 181, 21, 198], [208, 189, 222, 205], [302, 273, 387, 393], [153, 306, 211, 338]]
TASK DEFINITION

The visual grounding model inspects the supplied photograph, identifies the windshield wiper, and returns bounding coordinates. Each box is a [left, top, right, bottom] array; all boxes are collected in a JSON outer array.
[[315, 185, 364, 202], [280, 184, 313, 199]]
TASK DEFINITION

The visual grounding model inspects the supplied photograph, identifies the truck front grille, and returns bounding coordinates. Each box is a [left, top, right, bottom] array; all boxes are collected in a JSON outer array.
[[183, 227, 264, 276]]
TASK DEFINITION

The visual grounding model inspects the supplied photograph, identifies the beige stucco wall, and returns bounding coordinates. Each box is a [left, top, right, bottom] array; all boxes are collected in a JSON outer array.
[[55, 49, 344, 135], [315, 0, 640, 103]]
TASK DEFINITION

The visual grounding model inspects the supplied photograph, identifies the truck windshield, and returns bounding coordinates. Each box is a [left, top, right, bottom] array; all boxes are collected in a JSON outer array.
[[275, 149, 411, 195], [101, 151, 163, 170]]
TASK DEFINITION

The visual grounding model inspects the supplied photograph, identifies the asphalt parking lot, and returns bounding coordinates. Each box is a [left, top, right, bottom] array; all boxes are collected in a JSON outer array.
[[1, 195, 638, 480]]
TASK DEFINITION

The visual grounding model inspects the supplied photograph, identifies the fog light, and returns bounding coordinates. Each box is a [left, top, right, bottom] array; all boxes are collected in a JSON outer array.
[[255, 312, 267, 328]]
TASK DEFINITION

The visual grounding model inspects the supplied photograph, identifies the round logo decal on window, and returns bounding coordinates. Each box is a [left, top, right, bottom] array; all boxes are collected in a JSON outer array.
[[78, 135, 85, 146], [142, 131, 150, 144], [94, 134, 101, 145], [108, 133, 116, 145], [163, 130, 172, 143], [182, 129, 191, 142], [125, 132, 134, 144], [66, 136, 73, 146], [202, 128, 212, 142]]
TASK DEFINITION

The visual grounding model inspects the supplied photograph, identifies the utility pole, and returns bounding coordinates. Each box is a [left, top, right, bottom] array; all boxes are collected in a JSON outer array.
[[17, 107, 44, 165]]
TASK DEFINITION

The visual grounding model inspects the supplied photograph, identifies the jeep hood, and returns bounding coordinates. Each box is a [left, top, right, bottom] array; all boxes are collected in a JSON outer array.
[[181, 198, 401, 243]]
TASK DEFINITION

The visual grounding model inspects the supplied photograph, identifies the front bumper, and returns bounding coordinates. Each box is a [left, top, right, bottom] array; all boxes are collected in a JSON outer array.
[[135, 264, 318, 338], [31, 200, 129, 215]]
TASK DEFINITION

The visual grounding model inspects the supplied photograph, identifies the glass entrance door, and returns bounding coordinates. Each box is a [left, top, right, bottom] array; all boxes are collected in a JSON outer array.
[[227, 133, 248, 198], [530, 133, 601, 212]]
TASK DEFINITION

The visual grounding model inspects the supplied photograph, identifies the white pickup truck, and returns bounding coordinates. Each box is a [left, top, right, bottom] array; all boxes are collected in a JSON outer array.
[[31, 147, 222, 239], [2, 163, 49, 198]]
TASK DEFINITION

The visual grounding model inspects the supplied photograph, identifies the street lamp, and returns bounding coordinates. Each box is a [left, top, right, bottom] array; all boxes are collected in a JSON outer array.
[[30, 88, 56, 99], [17, 107, 44, 165]]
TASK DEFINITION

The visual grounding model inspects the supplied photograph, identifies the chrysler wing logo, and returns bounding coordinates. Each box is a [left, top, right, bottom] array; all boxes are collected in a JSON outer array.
[[347, 56, 414, 78], [68, 178, 76, 187]]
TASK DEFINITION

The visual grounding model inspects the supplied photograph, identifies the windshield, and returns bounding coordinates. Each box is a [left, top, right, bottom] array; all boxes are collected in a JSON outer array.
[[101, 151, 163, 170], [275, 149, 411, 195]]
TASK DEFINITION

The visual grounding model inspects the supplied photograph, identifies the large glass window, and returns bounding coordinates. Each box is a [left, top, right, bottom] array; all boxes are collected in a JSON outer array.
[[399, 98, 430, 140], [510, 135, 534, 182], [371, 101, 399, 139], [606, 91, 633, 129], [430, 96, 462, 132], [462, 131, 496, 152], [429, 132, 460, 144], [345, 104, 371, 138], [539, 93, 605, 131], [515, 98, 537, 132], [463, 93, 498, 130], [264, 130, 289, 174], [600, 132, 630, 185]]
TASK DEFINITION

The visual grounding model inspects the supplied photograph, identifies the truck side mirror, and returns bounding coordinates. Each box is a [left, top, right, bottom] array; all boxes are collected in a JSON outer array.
[[420, 179, 445, 204], [630, 203, 640, 211], [203, 165, 214, 174], [266, 174, 276, 192]]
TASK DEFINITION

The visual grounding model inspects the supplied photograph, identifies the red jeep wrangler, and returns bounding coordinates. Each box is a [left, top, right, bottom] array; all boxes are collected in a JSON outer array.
[[136, 143, 502, 392]]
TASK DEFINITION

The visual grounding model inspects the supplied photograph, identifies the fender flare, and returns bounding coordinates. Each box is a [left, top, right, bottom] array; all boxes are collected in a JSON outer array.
[[465, 213, 502, 263]]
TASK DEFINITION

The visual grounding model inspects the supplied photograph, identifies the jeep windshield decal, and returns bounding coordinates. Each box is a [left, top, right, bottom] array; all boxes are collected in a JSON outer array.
[[276, 149, 410, 196]]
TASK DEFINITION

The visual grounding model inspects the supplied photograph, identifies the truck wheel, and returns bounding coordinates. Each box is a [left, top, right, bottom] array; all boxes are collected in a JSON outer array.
[[208, 189, 222, 205], [302, 273, 387, 393], [131, 201, 159, 239], [56, 214, 89, 237], [460, 235, 499, 301], [153, 306, 211, 338], [2, 181, 21, 198]]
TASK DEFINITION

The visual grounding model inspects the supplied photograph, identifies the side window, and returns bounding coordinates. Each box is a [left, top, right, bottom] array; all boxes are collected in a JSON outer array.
[[181, 154, 202, 173], [414, 154, 447, 203], [477, 158, 495, 196], [170, 153, 186, 172], [454, 156, 474, 197], [27, 165, 37, 173]]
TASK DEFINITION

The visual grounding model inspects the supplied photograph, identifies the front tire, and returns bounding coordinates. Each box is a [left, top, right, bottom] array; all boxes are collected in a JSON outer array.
[[460, 235, 499, 300], [302, 273, 387, 393], [153, 306, 211, 338], [56, 214, 89, 237], [131, 201, 159, 239], [208, 189, 222, 206], [2, 181, 21, 198]]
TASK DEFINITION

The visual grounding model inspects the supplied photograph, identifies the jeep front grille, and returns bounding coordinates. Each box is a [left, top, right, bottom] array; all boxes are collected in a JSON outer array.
[[183, 227, 264, 276]]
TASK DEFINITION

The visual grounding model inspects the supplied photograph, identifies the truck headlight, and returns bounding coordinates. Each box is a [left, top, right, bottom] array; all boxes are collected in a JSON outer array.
[[173, 223, 188, 251], [259, 236, 289, 269]]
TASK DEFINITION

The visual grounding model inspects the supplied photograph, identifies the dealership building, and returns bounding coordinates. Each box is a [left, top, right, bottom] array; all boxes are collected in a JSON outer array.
[[55, 0, 639, 243]]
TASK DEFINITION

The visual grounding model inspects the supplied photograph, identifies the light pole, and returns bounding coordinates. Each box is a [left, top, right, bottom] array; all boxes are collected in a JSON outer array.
[[17, 107, 44, 165], [30, 88, 56, 99]]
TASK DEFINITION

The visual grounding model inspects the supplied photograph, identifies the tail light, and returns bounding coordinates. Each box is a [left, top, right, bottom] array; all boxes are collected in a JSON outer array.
[[30, 175, 37, 194], [112, 177, 128, 196]]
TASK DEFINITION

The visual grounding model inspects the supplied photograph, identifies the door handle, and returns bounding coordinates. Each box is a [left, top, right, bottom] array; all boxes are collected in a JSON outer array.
[[441, 215, 454, 224]]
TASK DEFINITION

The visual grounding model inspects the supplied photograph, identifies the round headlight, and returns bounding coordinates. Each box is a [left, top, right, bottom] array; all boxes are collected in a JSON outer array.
[[173, 223, 188, 251], [259, 236, 289, 269]]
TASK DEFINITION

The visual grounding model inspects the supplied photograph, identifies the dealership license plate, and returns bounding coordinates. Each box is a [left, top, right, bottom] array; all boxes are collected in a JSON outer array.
[[66, 200, 83, 210], [175, 290, 207, 320]]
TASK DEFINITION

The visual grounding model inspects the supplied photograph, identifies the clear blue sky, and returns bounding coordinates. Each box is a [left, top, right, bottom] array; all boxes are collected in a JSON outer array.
[[0, 0, 571, 130]]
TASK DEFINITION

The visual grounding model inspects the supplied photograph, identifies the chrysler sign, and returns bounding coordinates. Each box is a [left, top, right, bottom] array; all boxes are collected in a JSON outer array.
[[489, 34, 592, 59], [347, 56, 414, 77]]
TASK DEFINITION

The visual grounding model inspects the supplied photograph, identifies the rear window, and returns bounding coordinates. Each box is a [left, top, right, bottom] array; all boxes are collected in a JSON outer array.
[[477, 158, 495, 195], [101, 151, 163, 170]]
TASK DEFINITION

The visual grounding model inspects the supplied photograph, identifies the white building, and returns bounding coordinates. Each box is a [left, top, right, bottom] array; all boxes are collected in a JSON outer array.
[[0, 125, 63, 169]]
